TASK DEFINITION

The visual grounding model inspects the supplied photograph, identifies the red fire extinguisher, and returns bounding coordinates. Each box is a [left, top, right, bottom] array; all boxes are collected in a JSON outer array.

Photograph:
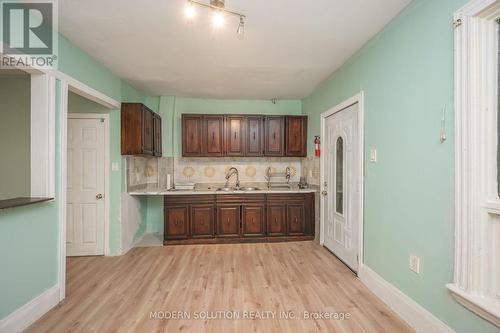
[[314, 136, 321, 157]]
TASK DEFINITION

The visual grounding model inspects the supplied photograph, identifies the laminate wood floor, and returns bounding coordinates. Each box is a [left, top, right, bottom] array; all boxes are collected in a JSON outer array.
[[27, 241, 413, 333]]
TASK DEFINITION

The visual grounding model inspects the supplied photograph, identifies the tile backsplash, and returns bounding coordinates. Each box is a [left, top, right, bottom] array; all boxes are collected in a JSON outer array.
[[301, 155, 320, 185], [174, 157, 302, 184], [126, 155, 321, 191]]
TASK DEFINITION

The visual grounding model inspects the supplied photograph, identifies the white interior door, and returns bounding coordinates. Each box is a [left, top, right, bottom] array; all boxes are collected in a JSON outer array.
[[323, 102, 360, 272], [67, 117, 105, 256]]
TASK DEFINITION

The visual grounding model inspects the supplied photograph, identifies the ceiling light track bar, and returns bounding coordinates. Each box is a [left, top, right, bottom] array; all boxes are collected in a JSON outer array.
[[188, 0, 246, 18]]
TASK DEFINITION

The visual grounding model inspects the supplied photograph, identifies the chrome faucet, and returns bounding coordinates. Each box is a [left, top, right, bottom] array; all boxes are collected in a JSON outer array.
[[225, 167, 240, 189]]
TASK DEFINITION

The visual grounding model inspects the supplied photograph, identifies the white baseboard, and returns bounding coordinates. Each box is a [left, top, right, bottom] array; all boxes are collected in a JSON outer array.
[[0, 284, 60, 333], [358, 264, 455, 333]]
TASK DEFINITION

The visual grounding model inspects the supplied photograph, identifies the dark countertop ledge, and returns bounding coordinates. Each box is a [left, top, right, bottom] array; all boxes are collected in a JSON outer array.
[[0, 197, 53, 210]]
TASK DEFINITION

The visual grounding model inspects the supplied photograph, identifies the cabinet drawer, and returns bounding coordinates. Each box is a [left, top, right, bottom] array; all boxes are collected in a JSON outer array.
[[165, 206, 189, 239]]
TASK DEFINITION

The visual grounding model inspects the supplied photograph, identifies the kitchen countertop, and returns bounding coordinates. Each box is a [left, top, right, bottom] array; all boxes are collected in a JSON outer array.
[[128, 184, 319, 196]]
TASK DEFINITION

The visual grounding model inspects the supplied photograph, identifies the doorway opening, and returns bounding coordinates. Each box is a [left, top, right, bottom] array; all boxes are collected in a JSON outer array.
[[66, 91, 110, 256]]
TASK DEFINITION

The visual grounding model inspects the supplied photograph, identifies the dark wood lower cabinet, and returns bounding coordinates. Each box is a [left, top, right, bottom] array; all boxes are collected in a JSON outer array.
[[242, 204, 266, 237], [164, 193, 314, 244], [191, 205, 214, 238], [267, 203, 286, 236], [165, 206, 189, 240], [217, 205, 240, 237]]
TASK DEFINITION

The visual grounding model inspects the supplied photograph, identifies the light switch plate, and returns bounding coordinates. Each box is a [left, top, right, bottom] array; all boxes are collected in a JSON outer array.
[[111, 162, 120, 171], [409, 253, 420, 274], [369, 148, 377, 163]]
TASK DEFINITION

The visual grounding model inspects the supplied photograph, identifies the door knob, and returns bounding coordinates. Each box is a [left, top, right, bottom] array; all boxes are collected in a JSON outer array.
[[96, 193, 103, 199], [321, 191, 328, 196]]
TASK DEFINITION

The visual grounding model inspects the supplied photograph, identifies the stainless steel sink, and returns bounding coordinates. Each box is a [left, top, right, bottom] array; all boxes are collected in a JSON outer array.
[[216, 186, 261, 192], [216, 187, 235, 192], [239, 187, 261, 191]]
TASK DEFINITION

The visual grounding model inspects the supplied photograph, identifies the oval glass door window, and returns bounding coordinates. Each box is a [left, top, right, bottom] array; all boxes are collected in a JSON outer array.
[[336, 137, 344, 215]]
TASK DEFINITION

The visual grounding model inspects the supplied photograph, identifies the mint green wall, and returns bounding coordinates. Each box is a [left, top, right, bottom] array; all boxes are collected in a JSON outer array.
[[302, 0, 498, 332], [0, 75, 31, 200], [0, 79, 61, 319]]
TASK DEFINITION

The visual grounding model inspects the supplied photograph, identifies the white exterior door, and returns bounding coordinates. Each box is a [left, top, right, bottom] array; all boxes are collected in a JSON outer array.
[[323, 102, 360, 272], [67, 117, 105, 256]]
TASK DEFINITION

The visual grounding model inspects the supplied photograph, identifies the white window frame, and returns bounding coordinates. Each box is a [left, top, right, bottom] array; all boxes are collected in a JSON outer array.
[[448, 0, 500, 327]]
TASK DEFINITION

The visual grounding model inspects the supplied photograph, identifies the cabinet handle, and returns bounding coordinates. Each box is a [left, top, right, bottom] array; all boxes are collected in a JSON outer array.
[[273, 132, 276, 140], [253, 132, 256, 140], [252, 218, 255, 224], [274, 218, 278, 224], [234, 132, 237, 139], [227, 218, 230, 225], [212, 133, 215, 142]]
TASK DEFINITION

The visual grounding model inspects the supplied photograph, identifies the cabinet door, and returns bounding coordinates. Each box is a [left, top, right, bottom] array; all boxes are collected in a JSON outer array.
[[191, 205, 214, 238], [217, 205, 240, 237], [264, 116, 285, 156], [153, 113, 162, 156], [286, 116, 307, 157], [142, 108, 154, 155], [203, 115, 224, 156], [225, 116, 245, 156], [267, 204, 286, 236], [242, 204, 265, 237], [287, 203, 305, 235], [165, 206, 189, 239], [182, 115, 203, 156], [246, 116, 263, 156]]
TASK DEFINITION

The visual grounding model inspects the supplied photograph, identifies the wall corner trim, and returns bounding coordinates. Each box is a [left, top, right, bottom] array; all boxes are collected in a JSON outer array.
[[0, 284, 59, 333], [358, 264, 455, 333]]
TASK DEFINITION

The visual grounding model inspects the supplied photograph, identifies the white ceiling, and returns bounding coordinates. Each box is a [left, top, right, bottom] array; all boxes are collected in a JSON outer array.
[[59, 0, 410, 99]]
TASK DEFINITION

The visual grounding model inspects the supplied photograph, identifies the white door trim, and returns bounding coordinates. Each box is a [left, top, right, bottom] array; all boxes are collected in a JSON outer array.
[[67, 113, 110, 256], [58, 81, 118, 303], [320, 91, 364, 270]]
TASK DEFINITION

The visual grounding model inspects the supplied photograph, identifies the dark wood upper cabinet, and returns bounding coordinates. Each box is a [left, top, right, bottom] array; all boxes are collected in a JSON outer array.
[[246, 116, 263, 156], [182, 115, 203, 156], [121, 103, 162, 156], [180, 113, 306, 157], [153, 113, 162, 156], [203, 115, 224, 156], [225, 116, 245, 156], [285, 116, 307, 157], [264, 116, 285, 156]]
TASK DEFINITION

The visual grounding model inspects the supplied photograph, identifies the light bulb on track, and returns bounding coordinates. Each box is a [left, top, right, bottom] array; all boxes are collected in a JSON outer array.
[[212, 11, 225, 28], [184, 2, 196, 19]]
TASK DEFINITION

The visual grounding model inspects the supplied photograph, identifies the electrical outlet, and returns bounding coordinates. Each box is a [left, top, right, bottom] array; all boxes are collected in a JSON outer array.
[[369, 148, 377, 163], [409, 253, 420, 274]]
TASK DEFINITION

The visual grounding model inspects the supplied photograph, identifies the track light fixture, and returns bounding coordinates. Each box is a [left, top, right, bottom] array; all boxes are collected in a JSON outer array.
[[184, 0, 246, 39]]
